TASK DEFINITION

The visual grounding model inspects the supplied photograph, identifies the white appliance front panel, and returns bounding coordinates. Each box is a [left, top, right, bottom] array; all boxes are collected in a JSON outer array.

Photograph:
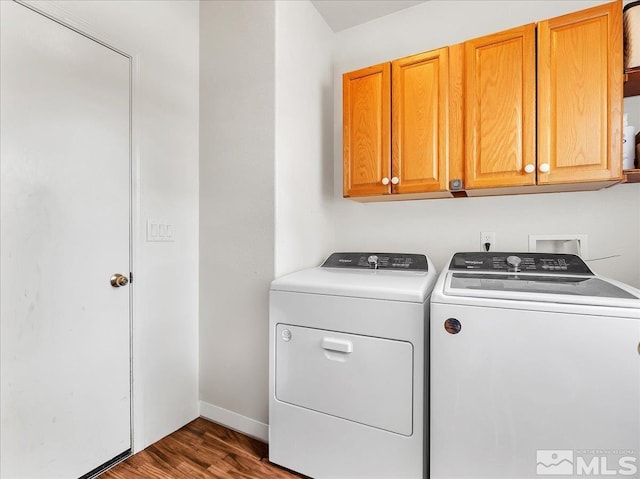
[[276, 323, 413, 435], [430, 302, 640, 479], [269, 290, 428, 478], [270, 398, 424, 479]]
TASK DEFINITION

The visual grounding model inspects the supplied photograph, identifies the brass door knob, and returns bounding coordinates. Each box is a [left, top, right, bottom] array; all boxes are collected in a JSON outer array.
[[110, 273, 129, 288]]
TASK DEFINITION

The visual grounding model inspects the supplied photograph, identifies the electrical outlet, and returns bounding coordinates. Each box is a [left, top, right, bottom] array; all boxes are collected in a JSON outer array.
[[480, 231, 495, 252]]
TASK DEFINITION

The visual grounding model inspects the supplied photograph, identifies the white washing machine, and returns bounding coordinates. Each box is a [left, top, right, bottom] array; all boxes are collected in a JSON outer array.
[[269, 252, 437, 479], [430, 252, 640, 478]]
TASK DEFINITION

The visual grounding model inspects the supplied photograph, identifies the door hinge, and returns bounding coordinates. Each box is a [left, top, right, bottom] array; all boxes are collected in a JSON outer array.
[[129, 272, 133, 284]]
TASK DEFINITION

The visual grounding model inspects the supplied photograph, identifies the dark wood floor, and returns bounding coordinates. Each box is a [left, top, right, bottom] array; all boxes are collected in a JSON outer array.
[[100, 417, 306, 479]]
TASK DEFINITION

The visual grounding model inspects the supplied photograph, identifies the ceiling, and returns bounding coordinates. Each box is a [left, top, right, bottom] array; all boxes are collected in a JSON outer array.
[[310, 0, 428, 32]]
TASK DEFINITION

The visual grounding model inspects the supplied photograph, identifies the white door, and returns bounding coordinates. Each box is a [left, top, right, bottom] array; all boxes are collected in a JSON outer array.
[[0, 2, 132, 478]]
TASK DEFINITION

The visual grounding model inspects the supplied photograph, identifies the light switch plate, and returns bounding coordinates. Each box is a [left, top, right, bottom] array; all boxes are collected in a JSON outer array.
[[147, 219, 174, 242]]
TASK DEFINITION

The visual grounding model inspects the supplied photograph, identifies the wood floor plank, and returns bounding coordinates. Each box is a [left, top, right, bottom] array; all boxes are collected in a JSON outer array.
[[99, 418, 305, 479]]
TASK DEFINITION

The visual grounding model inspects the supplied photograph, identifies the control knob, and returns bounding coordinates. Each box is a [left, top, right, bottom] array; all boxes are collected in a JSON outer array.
[[506, 255, 522, 272]]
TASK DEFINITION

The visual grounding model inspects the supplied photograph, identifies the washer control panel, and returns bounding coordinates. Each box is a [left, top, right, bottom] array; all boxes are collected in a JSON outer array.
[[322, 252, 428, 271], [449, 252, 593, 275]]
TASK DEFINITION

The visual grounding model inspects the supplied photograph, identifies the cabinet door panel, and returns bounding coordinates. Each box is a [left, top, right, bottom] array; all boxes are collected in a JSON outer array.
[[343, 63, 391, 197], [465, 25, 536, 189], [392, 48, 449, 194], [538, 1, 622, 184]]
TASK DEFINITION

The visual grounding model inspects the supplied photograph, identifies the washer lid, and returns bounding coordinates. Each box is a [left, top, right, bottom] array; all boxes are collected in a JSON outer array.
[[446, 272, 639, 301], [271, 255, 436, 303], [441, 252, 640, 309]]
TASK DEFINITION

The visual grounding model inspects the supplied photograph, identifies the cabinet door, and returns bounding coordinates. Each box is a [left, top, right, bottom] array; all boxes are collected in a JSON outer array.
[[465, 25, 536, 189], [538, 1, 623, 184], [392, 48, 450, 194], [343, 63, 391, 197]]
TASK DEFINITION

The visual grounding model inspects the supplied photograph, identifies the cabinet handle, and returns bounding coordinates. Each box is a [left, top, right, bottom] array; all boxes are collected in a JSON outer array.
[[524, 164, 535, 174], [539, 163, 550, 173], [391, 176, 399, 185], [381, 177, 390, 185]]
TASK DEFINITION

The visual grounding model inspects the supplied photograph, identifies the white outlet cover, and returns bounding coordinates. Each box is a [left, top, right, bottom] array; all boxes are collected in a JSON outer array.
[[528, 234, 588, 258]]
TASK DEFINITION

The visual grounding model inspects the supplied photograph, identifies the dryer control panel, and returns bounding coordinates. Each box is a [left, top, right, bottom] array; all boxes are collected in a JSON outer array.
[[322, 252, 428, 271], [449, 252, 593, 275]]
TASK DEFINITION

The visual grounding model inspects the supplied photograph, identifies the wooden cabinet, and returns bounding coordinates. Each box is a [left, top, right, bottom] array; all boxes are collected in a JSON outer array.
[[465, 1, 622, 194], [464, 24, 536, 189], [538, 0, 623, 185], [343, 47, 463, 199], [342, 0, 624, 200], [342, 63, 391, 197], [391, 46, 463, 195]]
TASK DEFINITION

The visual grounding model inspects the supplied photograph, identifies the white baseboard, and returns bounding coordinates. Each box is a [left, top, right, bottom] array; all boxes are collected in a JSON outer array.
[[199, 400, 269, 443]]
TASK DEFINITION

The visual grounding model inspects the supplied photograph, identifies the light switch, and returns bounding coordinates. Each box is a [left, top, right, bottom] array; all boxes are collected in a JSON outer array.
[[147, 219, 174, 242]]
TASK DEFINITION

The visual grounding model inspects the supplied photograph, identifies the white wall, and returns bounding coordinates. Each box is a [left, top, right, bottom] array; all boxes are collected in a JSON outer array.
[[199, 0, 335, 438], [34, 0, 201, 451], [199, 0, 276, 438], [275, 0, 335, 277], [333, 0, 640, 287]]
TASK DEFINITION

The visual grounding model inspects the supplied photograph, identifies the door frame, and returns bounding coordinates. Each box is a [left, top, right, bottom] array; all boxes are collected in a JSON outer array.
[[12, 0, 143, 454]]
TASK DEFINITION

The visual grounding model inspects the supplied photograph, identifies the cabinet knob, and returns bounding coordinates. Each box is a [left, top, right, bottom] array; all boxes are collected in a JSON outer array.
[[381, 177, 390, 185], [524, 164, 535, 174], [539, 163, 550, 173], [391, 176, 399, 185]]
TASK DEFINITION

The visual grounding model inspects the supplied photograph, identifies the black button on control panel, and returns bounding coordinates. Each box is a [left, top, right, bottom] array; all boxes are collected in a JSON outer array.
[[322, 252, 428, 271], [449, 252, 593, 275]]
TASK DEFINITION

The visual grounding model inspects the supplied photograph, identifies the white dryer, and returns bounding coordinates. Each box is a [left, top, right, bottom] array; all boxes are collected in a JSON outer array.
[[430, 252, 640, 478], [269, 252, 437, 479]]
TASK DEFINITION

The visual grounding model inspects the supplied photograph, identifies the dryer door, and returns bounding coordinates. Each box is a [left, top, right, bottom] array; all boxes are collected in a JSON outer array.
[[275, 323, 413, 436]]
